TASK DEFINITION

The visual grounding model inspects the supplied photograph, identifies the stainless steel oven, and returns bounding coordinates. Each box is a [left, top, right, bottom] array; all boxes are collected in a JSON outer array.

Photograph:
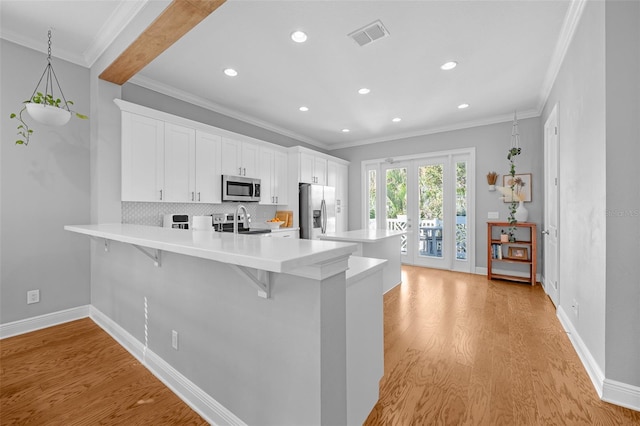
[[221, 175, 261, 202]]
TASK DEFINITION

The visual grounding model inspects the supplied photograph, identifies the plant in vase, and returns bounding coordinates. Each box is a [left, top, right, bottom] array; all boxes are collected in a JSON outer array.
[[486, 171, 498, 191], [10, 92, 88, 145]]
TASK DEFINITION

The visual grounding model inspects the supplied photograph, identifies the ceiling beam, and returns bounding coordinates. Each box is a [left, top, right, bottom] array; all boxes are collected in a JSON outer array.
[[99, 0, 226, 85]]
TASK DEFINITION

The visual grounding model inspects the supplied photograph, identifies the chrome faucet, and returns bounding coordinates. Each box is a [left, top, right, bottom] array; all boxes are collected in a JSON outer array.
[[234, 204, 248, 234]]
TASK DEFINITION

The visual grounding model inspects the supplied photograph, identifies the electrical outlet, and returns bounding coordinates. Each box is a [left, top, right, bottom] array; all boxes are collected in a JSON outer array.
[[488, 211, 499, 219], [172, 330, 179, 350], [27, 289, 40, 304]]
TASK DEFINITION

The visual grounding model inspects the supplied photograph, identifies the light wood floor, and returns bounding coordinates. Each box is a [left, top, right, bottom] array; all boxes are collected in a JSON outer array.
[[2, 267, 639, 425], [1, 318, 206, 425], [365, 265, 640, 425]]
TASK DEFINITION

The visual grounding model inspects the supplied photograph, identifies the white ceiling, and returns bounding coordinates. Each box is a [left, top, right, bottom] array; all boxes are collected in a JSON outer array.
[[1, 0, 575, 150]]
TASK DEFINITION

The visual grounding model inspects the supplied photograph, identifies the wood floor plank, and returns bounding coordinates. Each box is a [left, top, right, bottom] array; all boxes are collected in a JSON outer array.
[[1, 318, 206, 425], [365, 265, 640, 425]]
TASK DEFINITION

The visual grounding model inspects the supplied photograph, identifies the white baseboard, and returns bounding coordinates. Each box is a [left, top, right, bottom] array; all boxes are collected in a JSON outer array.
[[0, 305, 90, 339], [89, 306, 246, 426], [557, 307, 640, 411], [602, 378, 640, 412], [557, 306, 605, 396]]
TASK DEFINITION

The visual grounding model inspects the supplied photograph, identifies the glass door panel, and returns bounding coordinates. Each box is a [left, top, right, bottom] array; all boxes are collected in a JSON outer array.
[[456, 161, 468, 261], [384, 165, 408, 255], [418, 163, 444, 259]]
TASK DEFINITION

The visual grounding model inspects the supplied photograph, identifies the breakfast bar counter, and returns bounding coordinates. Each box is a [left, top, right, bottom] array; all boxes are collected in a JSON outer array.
[[65, 223, 379, 425], [320, 228, 406, 293]]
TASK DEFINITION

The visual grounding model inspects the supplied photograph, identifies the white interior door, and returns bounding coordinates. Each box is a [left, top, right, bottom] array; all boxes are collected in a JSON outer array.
[[544, 104, 560, 306]]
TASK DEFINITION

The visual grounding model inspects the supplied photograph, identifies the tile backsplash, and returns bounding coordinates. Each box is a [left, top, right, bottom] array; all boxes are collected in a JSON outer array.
[[122, 202, 277, 227]]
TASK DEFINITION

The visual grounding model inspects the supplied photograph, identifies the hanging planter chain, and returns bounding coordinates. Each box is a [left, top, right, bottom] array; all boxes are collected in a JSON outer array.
[[28, 30, 72, 112]]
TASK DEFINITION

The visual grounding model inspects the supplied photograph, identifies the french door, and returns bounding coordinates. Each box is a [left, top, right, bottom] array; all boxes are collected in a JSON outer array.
[[370, 149, 474, 272]]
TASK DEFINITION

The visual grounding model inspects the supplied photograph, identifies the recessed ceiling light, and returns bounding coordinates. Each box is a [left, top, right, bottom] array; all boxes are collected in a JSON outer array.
[[441, 61, 458, 70], [392, 117, 402, 123], [223, 68, 238, 77], [341, 128, 350, 133], [358, 88, 370, 95], [291, 30, 308, 43], [299, 106, 309, 112], [458, 103, 470, 109]]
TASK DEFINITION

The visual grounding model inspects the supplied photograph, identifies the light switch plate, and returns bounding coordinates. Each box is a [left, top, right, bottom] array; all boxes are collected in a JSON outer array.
[[488, 211, 499, 219]]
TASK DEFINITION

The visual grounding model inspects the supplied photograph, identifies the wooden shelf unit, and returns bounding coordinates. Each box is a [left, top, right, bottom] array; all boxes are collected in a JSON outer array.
[[487, 222, 537, 285]]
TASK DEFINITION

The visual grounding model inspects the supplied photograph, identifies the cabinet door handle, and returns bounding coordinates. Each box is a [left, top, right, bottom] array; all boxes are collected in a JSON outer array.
[[275, 196, 278, 204], [198, 192, 201, 202], [160, 189, 163, 200], [239, 167, 242, 175], [191, 192, 195, 201], [243, 167, 246, 176]]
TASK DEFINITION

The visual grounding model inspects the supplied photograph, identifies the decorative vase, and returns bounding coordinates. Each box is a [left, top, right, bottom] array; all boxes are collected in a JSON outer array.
[[514, 200, 528, 222], [26, 103, 71, 126]]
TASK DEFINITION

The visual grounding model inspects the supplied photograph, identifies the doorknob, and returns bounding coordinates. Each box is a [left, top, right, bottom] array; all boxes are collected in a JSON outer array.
[[542, 230, 550, 235]]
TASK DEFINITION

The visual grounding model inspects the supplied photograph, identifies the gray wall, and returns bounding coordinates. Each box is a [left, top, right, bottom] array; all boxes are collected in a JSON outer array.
[[331, 116, 543, 270], [604, 0, 640, 387], [541, 0, 640, 388], [0, 40, 91, 323], [122, 83, 321, 152]]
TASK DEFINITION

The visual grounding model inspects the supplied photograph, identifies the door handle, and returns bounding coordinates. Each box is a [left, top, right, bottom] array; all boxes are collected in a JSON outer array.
[[542, 230, 550, 235]]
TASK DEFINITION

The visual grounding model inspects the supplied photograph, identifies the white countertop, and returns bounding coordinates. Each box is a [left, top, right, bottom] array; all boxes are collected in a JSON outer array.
[[319, 228, 408, 243], [65, 223, 356, 273]]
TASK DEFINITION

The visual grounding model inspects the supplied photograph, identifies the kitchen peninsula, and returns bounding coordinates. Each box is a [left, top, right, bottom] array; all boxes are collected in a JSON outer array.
[[64, 223, 378, 425], [320, 228, 407, 293]]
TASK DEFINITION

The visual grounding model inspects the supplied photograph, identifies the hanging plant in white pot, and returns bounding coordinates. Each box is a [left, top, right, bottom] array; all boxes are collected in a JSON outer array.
[[9, 30, 87, 145]]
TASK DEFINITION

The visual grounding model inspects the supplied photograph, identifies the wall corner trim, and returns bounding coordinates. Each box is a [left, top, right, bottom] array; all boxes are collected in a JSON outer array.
[[0, 305, 91, 339]]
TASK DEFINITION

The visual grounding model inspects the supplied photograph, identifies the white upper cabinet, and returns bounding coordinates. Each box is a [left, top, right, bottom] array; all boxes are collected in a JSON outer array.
[[274, 150, 289, 205], [259, 147, 289, 205], [193, 131, 222, 203], [221, 137, 259, 178], [299, 151, 327, 185], [121, 112, 165, 202], [164, 123, 196, 202]]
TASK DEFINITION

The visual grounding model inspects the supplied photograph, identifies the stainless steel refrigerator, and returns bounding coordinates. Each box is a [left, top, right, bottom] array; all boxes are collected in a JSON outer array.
[[299, 183, 336, 239]]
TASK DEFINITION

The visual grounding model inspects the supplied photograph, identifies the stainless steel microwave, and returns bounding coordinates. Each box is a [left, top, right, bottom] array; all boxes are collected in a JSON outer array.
[[221, 175, 261, 202]]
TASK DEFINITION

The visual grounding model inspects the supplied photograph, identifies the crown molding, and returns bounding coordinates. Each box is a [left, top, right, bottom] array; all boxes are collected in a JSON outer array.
[[537, 0, 587, 114], [128, 74, 328, 150], [0, 0, 149, 68], [327, 109, 540, 151], [83, 0, 150, 67]]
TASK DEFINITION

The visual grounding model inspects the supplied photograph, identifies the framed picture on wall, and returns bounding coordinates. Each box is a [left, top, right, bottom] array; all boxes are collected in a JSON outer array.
[[502, 173, 532, 202]]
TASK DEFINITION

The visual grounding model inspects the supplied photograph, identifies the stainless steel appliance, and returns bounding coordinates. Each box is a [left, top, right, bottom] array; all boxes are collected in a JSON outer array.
[[299, 183, 335, 239], [222, 175, 261, 202], [212, 212, 271, 235], [163, 214, 190, 229]]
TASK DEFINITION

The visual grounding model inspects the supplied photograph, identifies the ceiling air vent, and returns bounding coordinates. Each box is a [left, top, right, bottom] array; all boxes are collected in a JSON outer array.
[[348, 20, 389, 47]]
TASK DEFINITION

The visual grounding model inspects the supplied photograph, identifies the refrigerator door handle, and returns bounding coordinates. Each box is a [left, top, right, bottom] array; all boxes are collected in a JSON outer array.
[[321, 199, 327, 234]]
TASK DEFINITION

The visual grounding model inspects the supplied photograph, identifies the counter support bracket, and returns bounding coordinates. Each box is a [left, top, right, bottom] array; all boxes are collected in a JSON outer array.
[[132, 245, 162, 267], [229, 265, 271, 299]]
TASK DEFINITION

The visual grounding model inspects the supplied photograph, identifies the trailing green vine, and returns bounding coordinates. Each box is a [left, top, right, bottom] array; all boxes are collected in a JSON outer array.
[[506, 146, 521, 236], [9, 92, 88, 146]]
